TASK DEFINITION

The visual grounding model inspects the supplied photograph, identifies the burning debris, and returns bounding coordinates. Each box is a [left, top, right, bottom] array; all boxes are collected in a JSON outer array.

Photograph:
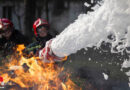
[[0, 45, 81, 90]]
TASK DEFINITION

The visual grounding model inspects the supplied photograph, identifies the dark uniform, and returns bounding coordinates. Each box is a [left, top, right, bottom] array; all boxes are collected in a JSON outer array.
[[23, 34, 53, 57], [0, 29, 29, 64]]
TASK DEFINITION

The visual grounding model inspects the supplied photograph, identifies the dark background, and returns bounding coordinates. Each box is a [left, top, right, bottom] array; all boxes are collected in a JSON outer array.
[[0, 0, 101, 41]]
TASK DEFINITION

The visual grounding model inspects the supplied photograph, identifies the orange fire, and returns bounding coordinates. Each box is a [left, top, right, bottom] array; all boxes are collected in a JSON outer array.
[[0, 45, 81, 90]]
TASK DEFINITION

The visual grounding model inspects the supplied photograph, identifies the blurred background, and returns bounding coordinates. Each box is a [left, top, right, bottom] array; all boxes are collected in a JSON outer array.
[[0, 0, 101, 40]]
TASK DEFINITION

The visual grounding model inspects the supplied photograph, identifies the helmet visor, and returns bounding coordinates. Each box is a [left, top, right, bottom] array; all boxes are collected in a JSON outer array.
[[37, 26, 48, 33]]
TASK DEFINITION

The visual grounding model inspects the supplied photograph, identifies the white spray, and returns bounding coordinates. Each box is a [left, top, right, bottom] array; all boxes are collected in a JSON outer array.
[[51, 0, 130, 57]]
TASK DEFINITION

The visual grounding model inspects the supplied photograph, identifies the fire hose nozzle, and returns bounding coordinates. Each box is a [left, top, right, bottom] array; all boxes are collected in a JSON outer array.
[[39, 40, 67, 63]]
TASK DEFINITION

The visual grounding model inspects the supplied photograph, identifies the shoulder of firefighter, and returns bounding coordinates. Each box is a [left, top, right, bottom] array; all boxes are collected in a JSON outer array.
[[23, 34, 53, 58]]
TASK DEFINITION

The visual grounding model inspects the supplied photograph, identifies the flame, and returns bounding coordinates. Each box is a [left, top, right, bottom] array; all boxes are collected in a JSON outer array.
[[0, 45, 81, 90]]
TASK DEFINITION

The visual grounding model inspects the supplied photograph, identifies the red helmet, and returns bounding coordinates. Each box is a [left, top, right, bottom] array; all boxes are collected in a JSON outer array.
[[0, 18, 13, 33], [33, 18, 49, 36]]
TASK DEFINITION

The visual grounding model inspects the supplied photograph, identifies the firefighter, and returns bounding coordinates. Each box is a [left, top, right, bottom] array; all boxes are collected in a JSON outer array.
[[0, 18, 29, 64], [24, 18, 66, 64], [23, 18, 53, 57]]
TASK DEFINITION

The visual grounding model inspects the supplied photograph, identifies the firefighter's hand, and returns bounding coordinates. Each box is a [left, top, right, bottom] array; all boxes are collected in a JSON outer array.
[[39, 40, 66, 63]]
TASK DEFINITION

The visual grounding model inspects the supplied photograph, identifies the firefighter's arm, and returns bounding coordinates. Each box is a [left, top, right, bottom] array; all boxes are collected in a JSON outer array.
[[39, 40, 67, 63]]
